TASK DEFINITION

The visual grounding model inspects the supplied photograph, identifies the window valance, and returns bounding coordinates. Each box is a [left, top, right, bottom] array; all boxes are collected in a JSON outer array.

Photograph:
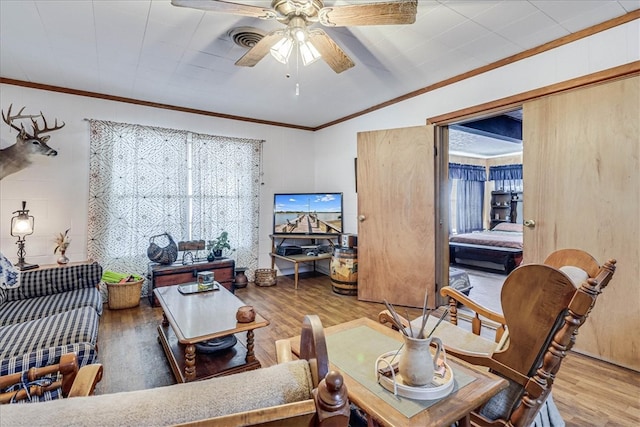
[[449, 163, 487, 181], [489, 164, 523, 180]]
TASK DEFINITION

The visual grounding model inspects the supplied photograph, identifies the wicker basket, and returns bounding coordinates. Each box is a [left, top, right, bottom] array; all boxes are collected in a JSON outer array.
[[106, 278, 144, 309], [254, 268, 277, 287]]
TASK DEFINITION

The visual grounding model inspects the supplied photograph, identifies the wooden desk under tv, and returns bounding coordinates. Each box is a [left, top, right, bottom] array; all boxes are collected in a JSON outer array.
[[269, 234, 336, 289]]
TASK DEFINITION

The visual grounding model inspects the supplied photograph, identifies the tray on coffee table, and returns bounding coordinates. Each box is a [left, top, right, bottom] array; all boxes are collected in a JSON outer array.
[[178, 281, 220, 295]]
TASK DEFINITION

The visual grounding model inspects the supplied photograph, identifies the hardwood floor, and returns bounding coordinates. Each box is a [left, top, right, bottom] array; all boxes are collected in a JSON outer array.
[[96, 273, 640, 426], [463, 268, 505, 314]]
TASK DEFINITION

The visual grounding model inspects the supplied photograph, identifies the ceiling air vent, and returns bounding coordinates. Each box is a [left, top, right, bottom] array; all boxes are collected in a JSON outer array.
[[228, 27, 266, 49]]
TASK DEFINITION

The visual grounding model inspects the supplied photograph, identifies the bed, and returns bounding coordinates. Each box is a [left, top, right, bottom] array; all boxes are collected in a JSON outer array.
[[449, 222, 523, 274]]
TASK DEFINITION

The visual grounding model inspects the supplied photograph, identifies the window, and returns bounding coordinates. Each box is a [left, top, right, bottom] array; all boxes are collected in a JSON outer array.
[[88, 120, 262, 297]]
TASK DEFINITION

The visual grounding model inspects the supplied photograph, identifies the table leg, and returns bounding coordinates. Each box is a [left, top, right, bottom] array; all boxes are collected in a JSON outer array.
[[246, 330, 256, 363], [162, 312, 169, 327], [185, 344, 196, 381], [457, 414, 471, 427], [294, 262, 299, 289]]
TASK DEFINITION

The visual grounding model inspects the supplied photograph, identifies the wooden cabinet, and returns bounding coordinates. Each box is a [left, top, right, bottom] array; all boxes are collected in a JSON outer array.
[[490, 191, 522, 229], [490, 191, 512, 228], [147, 259, 235, 306]]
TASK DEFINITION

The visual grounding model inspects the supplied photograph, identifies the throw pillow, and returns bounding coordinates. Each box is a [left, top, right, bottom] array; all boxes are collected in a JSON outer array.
[[0, 251, 20, 289]]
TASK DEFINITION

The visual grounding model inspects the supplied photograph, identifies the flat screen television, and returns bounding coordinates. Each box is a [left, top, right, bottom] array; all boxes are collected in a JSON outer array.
[[273, 193, 343, 236]]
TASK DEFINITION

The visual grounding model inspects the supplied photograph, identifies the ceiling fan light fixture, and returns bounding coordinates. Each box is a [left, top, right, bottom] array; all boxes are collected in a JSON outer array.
[[270, 36, 294, 64], [293, 27, 307, 42], [299, 40, 321, 66]]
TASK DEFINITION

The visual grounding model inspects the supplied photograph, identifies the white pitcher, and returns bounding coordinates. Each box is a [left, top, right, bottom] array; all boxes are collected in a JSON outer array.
[[398, 334, 444, 387]]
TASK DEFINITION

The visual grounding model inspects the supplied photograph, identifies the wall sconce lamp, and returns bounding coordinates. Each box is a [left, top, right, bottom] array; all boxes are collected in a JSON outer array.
[[10, 201, 39, 271]]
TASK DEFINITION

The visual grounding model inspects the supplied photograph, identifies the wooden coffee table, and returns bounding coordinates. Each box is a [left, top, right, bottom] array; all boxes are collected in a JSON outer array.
[[154, 283, 269, 383]]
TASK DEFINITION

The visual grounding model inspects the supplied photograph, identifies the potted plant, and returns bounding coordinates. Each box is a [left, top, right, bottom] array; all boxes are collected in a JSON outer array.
[[207, 231, 235, 261]]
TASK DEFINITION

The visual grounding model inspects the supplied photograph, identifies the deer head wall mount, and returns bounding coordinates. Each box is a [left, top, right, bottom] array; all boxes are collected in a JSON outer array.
[[1, 104, 65, 180]]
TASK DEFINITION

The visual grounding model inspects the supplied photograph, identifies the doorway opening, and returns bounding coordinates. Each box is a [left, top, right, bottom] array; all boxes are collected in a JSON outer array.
[[445, 108, 523, 314]]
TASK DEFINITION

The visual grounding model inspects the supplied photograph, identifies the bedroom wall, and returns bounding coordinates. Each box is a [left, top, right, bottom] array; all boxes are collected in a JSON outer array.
[[312, 19, 639, 370], [0, 84, 315, 272]]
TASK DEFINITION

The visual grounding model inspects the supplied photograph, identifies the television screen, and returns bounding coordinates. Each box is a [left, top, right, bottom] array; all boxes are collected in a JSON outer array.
[[273, 193, 343, 235]]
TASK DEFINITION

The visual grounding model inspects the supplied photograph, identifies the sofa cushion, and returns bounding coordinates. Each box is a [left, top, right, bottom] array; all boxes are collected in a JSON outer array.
[[0, 307, 99, 360], [0, 359, 313, 423], [0, 287, 103, 327], [6, 263, 103, 302], [0, 342, 97, 402]]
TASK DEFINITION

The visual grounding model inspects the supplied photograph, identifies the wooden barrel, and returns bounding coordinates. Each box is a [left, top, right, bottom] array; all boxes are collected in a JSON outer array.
[[330, 247, 358, 295]]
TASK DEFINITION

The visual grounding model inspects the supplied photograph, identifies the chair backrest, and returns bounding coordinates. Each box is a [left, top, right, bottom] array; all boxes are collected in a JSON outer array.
[[481, 255, 616, 426], [492, 264, 577, 377]]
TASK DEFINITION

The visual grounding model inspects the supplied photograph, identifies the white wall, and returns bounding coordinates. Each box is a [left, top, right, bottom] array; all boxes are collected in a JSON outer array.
[[2, 19, 638, 274], [0, 86, 315, 271], [313, 19, 639, 234]]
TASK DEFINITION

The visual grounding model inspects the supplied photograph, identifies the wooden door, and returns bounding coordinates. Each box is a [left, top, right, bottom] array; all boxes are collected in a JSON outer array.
[[357, 125, 435, 308], [523, 76, 639, 370]]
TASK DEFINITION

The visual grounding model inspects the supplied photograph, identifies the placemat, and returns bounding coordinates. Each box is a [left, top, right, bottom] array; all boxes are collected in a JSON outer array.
[[326, 325, 476, 418]]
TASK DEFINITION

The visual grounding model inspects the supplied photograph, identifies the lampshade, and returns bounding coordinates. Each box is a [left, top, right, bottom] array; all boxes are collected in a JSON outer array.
[[11, 201, 34, 237], [270, 37, 294, 64], [10, 200, 38, 271], [299, 40, 321, 66], [270, 20, 322, 67]]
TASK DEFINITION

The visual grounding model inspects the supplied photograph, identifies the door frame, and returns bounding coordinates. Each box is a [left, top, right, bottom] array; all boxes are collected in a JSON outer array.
[[432, 110, 522, 306], [426, 63, 638, 304]]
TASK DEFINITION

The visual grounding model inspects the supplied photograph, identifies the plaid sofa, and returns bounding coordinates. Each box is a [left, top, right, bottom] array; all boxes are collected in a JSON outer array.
[[0, 262, 103, 402], [0, 263, 103, 326]]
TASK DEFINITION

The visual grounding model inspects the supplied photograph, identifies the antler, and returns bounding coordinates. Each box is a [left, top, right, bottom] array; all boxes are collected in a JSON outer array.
[[31, 111, 65, 137], [1, 104, 42, 134]]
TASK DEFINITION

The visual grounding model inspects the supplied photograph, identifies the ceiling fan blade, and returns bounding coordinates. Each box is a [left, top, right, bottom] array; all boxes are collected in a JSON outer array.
[[171, 0, 276, 20], [318, 0, 417, 27], [235, 31, 285, 67], [309, 30, 355, 74]]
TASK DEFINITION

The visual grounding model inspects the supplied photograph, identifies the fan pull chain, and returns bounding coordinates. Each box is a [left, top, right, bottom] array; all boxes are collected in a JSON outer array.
[[295, 46, 300, 96]]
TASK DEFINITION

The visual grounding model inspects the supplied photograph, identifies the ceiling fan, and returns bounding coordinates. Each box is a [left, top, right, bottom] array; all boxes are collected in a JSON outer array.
[[171, 0, 418, 73]]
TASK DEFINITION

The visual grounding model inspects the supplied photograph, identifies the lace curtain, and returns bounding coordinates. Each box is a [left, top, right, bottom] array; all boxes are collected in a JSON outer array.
[[189, 132, 262, 280], [88, 120, 262, 297], [449, 163, 487, 234]]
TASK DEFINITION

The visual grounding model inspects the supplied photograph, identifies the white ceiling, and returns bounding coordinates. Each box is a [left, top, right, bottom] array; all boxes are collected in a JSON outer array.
[[1, 0, 638, 135], [450, 125, 522, 158]]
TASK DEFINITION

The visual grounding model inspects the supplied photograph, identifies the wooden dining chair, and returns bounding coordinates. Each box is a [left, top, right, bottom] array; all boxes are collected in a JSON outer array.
[[380, 249, 616, 427]]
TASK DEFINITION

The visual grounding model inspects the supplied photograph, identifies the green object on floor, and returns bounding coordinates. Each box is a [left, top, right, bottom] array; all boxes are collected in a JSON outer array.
[[102, 270, 142, 283]]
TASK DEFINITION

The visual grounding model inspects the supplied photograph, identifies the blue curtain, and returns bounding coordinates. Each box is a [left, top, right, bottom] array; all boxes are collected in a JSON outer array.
[[449, 164, 486, 234], [450, 163, 487, 181], [490, 164, 523, 192]]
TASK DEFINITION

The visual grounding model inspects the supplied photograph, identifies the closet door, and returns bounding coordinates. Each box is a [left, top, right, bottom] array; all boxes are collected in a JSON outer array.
[[523, 76, 639, 370], [357, 125, 435, 308]]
